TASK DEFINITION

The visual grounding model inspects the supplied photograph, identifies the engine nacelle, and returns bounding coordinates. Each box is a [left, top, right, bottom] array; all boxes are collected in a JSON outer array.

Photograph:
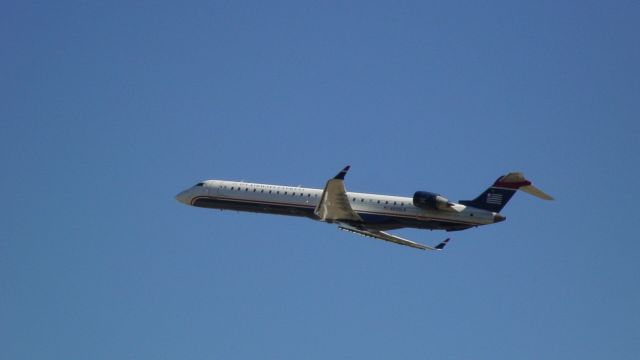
[[413, 191, 451, 210]]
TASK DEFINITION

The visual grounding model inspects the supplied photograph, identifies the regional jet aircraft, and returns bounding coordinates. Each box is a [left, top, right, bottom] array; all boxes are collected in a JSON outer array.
[[176, 166, 553, 251]]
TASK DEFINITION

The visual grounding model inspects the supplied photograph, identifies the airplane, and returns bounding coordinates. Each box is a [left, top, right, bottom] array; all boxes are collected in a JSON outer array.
[[175, 166, 553, 251]]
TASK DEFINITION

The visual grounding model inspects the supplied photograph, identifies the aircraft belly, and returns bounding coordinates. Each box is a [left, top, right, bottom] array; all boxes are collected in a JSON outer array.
[[356, 211, 473, 231]]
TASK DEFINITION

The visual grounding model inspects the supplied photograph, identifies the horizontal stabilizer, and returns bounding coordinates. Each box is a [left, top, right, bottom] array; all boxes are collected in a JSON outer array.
[[520, 185, 554, 200]]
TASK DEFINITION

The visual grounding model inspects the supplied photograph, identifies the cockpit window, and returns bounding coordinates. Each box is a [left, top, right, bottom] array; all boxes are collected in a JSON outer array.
[[195, 182, 204, 187]]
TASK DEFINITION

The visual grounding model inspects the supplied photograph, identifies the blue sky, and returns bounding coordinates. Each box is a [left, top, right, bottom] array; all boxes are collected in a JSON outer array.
[[2, 1, 639, 359]]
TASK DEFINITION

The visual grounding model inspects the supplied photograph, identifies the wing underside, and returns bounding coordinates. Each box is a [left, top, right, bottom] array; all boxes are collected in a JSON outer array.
[[338, 223, 449, 251], [314, 166, 362, 222]]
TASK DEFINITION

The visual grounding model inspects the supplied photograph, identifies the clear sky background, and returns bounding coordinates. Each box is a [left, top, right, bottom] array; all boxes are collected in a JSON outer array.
[[2, 1, 639, 359]]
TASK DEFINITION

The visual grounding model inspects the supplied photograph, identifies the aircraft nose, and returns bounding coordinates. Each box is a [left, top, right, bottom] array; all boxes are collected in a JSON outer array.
[[493, 213, 506, 223], [175, 190, 191, 205]]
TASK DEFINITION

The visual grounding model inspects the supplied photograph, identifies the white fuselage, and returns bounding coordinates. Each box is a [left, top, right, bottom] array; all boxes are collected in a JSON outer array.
[[176, 179, 496, 231]]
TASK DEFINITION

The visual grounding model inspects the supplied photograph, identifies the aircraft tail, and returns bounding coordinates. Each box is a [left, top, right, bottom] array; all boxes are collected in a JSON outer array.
[[459, 172, 553, 212]]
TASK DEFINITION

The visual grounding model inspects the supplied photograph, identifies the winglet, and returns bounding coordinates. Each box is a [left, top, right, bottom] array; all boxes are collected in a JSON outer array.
[[435, 238, 450, 250], [334, 165, 350, 180]]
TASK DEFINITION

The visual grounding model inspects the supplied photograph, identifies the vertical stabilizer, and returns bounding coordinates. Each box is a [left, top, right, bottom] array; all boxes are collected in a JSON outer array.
[[460, 172, 552, 212]]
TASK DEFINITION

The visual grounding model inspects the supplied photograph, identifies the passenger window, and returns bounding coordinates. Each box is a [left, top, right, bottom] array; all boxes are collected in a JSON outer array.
[[231, 187, 234, 190], [352, 198, 356, 201], [360, 199, 364, 202], [253, 189, 256, 192]]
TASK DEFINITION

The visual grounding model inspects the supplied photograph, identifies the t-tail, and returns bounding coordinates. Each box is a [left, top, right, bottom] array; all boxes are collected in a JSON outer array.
[[459, 172, 553, 213]]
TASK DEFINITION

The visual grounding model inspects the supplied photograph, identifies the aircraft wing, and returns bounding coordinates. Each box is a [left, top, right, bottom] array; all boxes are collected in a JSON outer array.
[[338, 223, 449, 251], [314, 166, 362, 222], [316, 166, 449, 251]]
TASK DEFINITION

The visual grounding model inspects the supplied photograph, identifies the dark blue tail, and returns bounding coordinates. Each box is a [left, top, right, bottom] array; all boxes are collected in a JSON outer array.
[[459, 172, 532, 213]]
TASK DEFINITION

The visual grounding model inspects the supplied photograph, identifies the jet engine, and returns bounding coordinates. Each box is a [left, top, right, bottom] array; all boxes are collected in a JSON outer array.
[[413, 191, 452, 210]]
